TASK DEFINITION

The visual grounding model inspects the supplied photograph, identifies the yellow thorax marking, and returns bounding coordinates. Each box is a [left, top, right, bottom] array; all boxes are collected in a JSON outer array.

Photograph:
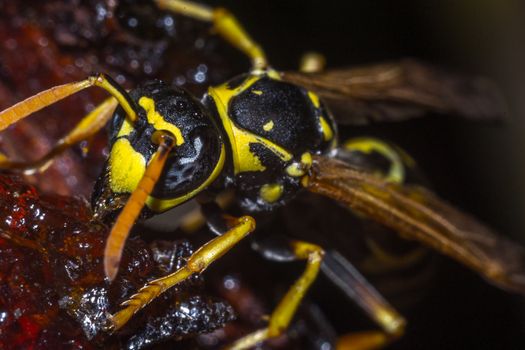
[[319, 116, 334, 141], [145, 144, 227, 212], [208, 74, 292, 174], [308, 90, 333, 142], [260, 183, 283, 203], [263, 120, 274, 131], [344, 137, 405, 184], [139, 96, 184, 146], [109, 138, 146, 193], [307, 91, 320, 108], [285, 152, 313, 177], [301, 152, 312, 167]]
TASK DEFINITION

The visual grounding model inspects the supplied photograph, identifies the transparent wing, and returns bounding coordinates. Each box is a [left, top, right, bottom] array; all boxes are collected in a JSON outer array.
[[281, 59, 506, 124], [306, 155, 525, 294]]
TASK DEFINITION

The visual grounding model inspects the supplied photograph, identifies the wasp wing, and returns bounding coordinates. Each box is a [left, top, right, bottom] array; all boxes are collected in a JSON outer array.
[[307, 155, 525, 294], [281, 59, 506, 124]]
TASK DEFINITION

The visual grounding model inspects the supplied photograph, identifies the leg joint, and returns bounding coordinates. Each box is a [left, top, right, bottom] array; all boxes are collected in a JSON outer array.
[[239, 215, 256, 231], [290, 240, 325, 262]]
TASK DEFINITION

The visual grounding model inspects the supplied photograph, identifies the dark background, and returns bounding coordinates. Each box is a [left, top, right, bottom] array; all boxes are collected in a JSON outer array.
[[213, 1, 525, 349]]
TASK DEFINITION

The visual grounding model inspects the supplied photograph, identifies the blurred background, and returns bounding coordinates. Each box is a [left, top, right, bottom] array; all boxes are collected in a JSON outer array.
[[2, 0, 525, 349]]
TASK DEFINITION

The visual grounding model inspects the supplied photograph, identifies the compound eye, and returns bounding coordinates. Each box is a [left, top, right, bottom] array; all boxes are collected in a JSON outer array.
[[175, 99, 189, 112]]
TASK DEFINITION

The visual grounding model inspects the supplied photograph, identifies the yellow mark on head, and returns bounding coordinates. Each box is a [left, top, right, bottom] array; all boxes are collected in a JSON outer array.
[[109, 138, 146, 193], [117, 117, 134, 137], [138, 97, 184, 146], [260, 183, 283, 203], [308, 91, 321, 108], [319, 116, 334, 141], [146, 145, 227, 212], [263, 120, 274, 131], [252, 90, 263, 96]]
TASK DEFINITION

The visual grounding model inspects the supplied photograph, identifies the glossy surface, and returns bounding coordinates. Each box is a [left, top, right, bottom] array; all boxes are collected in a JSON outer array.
[[0, 174, 234, 349], [207, 72, 337, 212], [93, 80, 224, 217]]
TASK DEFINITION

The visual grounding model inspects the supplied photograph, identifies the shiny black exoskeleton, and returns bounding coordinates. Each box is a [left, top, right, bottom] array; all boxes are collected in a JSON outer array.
[[93, 71, 337, 217]]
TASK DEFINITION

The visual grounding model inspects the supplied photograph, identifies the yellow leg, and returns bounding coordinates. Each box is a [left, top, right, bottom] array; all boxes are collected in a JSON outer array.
[[104, 131, 177, 281], [322, 250, 405, 337], [336, 330, 401, 350], [0, 73, 138, 173], [0, 97, 118, 174], [0, 73, 137, 132], [228, 241, 324, 350], [156, 0, 267, 70], [108, 215, 256, 331]]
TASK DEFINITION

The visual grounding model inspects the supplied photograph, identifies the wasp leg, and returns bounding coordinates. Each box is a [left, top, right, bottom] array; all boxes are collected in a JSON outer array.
[[229, 240, 324, 350], [179, 191, 236, 234], [322, 251, 405, 336], [336, 331, 399, 350], [0, 97, 118, 174], [252, 236, 404, 350], [104, 131, 177, 281], [299, 52, 326, 73], [0, 73, 137, 132], [108, 214, 256, 331], [155, 0, 267, 70], [0, 73, 138, 174], [323, 251, 405, 350]]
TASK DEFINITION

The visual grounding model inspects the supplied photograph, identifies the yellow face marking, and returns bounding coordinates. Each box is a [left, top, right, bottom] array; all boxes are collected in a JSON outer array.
[[319, 116, 334, 141], [308, 91, 321, 108], [259, 183, 283, 203], [145, 144, 227, 212], [208, 74, 293, 175], [109, 138, 146, 193], [263, 120, 274, 131], [344, 137, 405, 184], [117, 117, 134, 137], [252, 90, 263, 95], [138, 97, 184, 146]]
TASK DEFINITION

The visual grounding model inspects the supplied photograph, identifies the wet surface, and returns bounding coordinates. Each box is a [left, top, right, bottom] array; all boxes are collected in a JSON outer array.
[[0, 174, 234, 349]]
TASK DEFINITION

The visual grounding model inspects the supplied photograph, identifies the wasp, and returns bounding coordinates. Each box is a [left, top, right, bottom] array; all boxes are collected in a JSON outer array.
[[0, 1, 524, 349]]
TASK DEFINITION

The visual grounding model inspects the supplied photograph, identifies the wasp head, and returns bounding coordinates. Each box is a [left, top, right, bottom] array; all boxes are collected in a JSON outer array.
[[92, 80, 224, 221]]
